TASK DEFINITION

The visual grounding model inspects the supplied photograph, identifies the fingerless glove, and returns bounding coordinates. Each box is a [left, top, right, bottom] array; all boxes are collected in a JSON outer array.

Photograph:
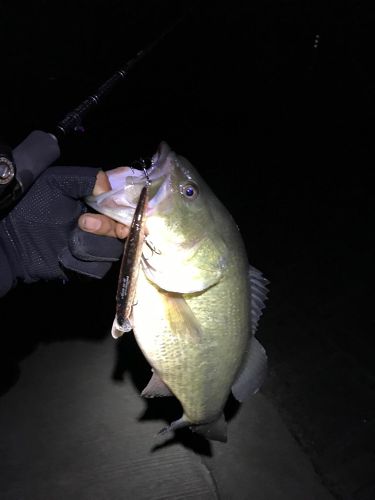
[[0, 166, 123, 297]]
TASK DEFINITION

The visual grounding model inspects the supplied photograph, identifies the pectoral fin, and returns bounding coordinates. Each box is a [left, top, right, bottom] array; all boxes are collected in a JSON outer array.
[[161, 293, 203, 342]]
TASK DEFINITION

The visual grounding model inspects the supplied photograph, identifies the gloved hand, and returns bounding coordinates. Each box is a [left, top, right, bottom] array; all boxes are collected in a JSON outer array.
[[0, 165, 126, 296]]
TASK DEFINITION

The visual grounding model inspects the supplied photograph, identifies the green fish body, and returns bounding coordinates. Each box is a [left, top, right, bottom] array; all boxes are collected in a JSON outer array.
[[86, 142, 268, 442]]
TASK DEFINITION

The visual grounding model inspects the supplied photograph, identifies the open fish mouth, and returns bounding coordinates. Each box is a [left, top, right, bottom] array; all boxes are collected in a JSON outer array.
[[111, 142, 176, 205], [86, 142, 175, 223], [110, 142, 174, 190], [148, 141, 174, 179]]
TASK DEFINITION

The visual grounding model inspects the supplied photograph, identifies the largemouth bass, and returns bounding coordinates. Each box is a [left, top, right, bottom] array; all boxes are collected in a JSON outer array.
[[86, 142, 269, 442]]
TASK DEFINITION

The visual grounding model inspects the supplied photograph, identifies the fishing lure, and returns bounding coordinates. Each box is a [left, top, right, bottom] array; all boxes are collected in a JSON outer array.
[[112, 184, 149, 338]]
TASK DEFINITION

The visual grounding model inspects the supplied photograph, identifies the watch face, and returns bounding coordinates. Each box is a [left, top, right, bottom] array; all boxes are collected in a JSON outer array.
[[0, 156, 15, 185]]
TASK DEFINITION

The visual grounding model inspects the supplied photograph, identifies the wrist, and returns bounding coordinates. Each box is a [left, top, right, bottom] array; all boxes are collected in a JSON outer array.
[[0, 221, 18, 296], [0, 216, 25, 281]]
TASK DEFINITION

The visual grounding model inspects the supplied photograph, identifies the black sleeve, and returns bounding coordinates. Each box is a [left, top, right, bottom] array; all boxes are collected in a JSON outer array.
[[0, 228, 15, 297]]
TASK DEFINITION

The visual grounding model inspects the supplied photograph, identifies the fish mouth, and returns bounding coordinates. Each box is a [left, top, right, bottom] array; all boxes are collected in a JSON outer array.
[[149, 141, 173, 177], [107, 141, 175, 207], [85, 142, 176, 223]]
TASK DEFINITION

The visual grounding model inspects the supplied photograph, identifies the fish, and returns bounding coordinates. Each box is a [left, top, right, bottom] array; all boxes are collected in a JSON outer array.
[[86, 142, 269, 442]]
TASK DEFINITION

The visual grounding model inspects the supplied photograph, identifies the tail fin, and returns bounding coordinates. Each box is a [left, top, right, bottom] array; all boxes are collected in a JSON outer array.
[[157, 413, 227, 442]]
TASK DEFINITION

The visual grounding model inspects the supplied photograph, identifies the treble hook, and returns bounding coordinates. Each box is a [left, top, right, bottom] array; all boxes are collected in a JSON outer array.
[[144, 237, 161, 260], [143, 166, 151, 186], [139, 157, 152, 186], [129, 157, 152, 187]]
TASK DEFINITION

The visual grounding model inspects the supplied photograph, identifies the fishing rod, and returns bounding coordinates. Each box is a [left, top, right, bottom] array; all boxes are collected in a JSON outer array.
[[0, 12, 187, 217], [55, 16, 184, 140]]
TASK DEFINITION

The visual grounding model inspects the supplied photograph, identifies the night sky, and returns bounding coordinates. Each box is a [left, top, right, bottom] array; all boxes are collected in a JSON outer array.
[[1, 2, 374, 498]]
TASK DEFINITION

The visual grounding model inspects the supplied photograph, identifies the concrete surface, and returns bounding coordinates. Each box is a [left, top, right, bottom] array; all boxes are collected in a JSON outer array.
[[0, 336, 333, 500]]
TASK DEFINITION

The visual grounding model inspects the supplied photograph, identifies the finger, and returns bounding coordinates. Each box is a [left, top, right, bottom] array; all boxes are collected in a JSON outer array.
[[68, 228, 124, 263], [92, 170, 111, 196], [78, 214, 129, 239]]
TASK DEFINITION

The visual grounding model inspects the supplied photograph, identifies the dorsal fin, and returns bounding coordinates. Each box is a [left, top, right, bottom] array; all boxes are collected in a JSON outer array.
[[249, 265, 269, 334]]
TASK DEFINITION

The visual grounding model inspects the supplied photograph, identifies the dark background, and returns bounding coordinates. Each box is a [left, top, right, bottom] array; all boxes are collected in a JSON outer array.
[[1, 1, 374, 498]]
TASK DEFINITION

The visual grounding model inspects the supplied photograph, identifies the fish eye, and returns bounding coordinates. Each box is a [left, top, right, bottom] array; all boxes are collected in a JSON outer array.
[[180, 182, 199, 200]]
